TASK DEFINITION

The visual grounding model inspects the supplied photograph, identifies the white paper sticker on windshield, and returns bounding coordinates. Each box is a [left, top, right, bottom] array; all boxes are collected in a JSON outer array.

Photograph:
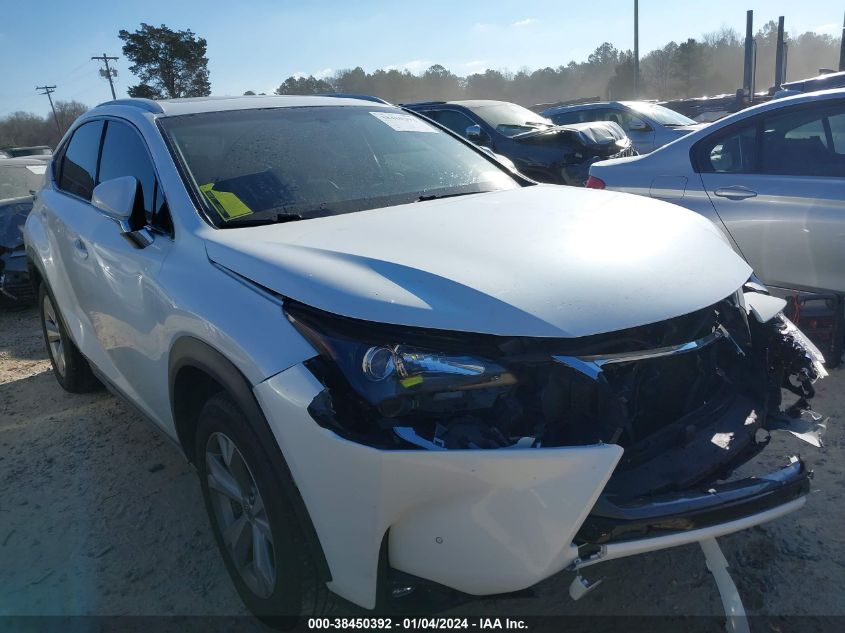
[[370, 112, 438, 132], [26, 165, 47, 175]]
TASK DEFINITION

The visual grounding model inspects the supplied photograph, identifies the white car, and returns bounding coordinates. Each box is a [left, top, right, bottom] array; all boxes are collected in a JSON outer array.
[[541, 101, 705, 154], [25, 95, 826, 621], [586, 89, 845, 302]]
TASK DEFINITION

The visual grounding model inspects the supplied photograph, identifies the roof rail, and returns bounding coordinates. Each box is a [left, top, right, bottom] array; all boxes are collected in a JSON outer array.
[[316, 93, 390, 104], [96, 98, 165, 114]]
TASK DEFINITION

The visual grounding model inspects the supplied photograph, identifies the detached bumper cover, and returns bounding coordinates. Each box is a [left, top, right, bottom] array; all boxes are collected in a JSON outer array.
[[255, 363, 812, 610], [255, 363, 623, 609]]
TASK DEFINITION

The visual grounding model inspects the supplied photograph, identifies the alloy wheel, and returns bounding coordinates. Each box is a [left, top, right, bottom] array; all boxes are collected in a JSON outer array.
[[42, 294, 66, 378], [205, 432, 277, 598]]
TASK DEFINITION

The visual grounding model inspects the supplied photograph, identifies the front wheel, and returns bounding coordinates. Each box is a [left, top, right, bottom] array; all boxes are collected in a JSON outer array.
[[195, 392, 331, 623]]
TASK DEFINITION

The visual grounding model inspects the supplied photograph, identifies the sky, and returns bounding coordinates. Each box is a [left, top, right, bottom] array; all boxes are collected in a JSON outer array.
[[1, 0, 842, 117]]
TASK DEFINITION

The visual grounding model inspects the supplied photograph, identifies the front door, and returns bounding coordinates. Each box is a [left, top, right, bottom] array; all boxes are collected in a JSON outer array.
[[78, 118, 175, 424]]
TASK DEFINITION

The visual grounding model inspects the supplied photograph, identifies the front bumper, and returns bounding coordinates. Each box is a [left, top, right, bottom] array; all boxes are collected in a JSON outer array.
[[0, 253, 34, 305], [255, 363, 811, 610]]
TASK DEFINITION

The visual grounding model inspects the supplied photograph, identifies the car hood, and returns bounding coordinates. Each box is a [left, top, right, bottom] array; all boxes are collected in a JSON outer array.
[[517, 121, 630, 148], [204, 186, 751, 338]]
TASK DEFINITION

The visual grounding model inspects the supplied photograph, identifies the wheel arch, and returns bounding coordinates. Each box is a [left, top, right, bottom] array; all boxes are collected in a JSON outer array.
[[168, 335, 258, 464], [168, 336, 332, 583]]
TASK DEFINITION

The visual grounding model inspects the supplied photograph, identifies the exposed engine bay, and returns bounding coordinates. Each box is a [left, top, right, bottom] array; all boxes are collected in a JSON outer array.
[[290, 283, 827, 504]]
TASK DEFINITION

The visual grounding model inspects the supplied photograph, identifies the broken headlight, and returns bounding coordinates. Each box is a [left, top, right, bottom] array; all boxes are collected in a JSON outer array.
[[285, 302, 521, 448]]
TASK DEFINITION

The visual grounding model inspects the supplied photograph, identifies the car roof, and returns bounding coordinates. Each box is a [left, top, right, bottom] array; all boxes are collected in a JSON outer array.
[[1, 145, 51, 151], [782, 71, 845, 91], [93, 94, 395, 117], [0, 157, 50, 167], [543, 101, 670, 115], [404, 100, 515, 109], [715, 87, 845, 123]]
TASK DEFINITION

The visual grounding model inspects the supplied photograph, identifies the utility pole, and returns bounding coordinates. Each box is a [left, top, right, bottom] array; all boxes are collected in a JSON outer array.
[[742, 10, 754, 104], [774, 16, 786, 89], [634, 0, 640, 98], [839, 11, 845, 71], [91, 53, 119, 100], [36, 85, 61, 135]]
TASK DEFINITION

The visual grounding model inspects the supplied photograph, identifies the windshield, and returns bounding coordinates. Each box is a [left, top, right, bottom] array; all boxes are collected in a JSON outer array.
[[0, 163, 45, 201], [160, 106, 518, 226], [626, 102, 697, 126], [470, 103, 554, 137]]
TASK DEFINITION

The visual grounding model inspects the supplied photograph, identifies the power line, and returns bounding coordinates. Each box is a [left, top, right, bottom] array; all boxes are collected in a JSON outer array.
[[91, 53, 119, 100], [36, 85, 60, 134]]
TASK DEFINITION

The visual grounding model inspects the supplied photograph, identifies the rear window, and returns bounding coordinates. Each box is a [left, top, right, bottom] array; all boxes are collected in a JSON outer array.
[[58, 121, 104, 200]]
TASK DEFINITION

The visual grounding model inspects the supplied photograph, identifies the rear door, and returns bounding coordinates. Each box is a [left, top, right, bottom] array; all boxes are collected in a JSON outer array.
[[696, 100, 845, 294]]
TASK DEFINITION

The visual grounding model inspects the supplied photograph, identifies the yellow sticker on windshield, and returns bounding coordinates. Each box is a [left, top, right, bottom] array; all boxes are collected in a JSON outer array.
[[200, 183, 253, 220]]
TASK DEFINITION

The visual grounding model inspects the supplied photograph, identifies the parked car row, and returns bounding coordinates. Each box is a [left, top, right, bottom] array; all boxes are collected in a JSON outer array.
[[21, 92, 831, 624], [402, 100, 635, 185], [540, 100, 705, 153]]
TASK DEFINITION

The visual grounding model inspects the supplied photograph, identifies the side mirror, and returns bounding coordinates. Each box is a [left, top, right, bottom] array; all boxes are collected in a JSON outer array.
[[628, 119, 650, 132], [91, 176, 153, 248], [465, 124, 487, 143]]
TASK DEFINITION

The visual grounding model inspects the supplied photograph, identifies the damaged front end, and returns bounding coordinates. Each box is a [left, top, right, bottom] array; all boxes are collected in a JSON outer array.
[[286, 280, 826, 540], [514, 121, 636, 186]]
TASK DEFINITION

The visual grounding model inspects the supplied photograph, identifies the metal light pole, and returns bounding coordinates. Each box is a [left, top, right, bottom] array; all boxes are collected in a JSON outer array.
[[634, 0, 640, 98], [839, 11, 845, 71], [774, 16, 786, 89]]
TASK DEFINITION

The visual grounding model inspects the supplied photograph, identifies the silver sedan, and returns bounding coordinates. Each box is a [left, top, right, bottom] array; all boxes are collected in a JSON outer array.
[[588, 88, 845, 300]]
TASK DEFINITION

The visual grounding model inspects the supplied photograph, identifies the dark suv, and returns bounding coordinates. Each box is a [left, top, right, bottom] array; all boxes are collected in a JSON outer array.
[[403, 100, 634, 185]]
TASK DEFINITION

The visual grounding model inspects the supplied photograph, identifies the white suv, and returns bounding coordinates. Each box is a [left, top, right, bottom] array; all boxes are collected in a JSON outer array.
[[25, 95, 827, 621]]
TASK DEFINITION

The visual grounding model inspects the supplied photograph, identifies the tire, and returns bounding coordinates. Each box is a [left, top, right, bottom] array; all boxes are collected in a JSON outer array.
[[195, 392, 331, 624], [38, 282, 100, 393]]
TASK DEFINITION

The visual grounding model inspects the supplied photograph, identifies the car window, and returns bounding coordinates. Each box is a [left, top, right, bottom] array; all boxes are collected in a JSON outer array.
[[548, 110, 592, 125], [469, 103, 553, 137], [627, 102, 696, 126], [58, 120, 104, 200], [698, 123, 758, 173], [0, 164, 44, 201], [427, 110, 477, 137], [760, 104, 845, 177], [589, 108, 646, 131], [99, 120, 162, 226], [829, 112, 845, 153]]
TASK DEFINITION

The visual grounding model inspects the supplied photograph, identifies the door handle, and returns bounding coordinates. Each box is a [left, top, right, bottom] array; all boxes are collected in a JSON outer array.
[[713, 186, 757, 200], [73, 237, 89, 260]]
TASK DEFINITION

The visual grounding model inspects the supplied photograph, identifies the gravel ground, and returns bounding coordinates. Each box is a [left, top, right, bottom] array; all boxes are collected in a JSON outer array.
[[1, 305, 844, 629]]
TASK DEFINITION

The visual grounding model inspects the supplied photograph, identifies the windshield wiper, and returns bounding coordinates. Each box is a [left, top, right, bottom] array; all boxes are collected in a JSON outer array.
[[222, 212, 304, 227], [417, 191, 484, 202]]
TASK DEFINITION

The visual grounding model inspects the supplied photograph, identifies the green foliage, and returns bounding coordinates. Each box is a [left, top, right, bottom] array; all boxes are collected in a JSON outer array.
[[274, 76, 334, 95], [272, 29, 840, 106], [118, 23, 211, 99]]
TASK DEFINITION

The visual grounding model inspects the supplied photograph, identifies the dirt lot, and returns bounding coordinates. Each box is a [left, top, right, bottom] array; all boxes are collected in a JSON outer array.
[[2, 305, 844, 628]]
